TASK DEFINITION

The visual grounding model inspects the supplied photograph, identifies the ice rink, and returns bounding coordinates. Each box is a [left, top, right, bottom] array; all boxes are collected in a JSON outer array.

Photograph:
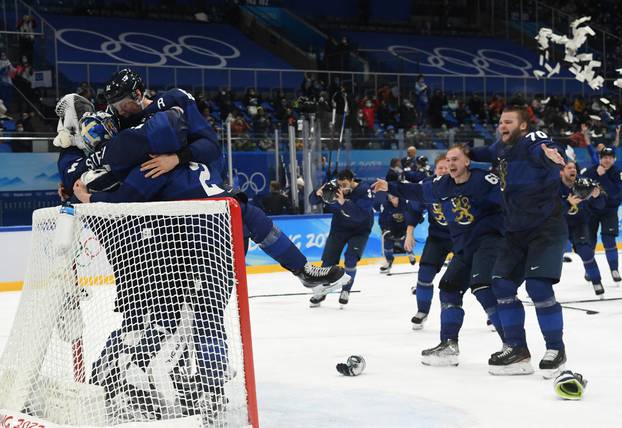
[[1, 253, 622, 427]]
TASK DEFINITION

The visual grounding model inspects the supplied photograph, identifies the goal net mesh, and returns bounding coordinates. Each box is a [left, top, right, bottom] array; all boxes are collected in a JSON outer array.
[[0, 200, 252, 428]]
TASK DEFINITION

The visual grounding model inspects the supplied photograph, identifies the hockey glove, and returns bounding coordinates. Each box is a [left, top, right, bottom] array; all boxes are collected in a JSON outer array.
[[554, 370, 587, 400], [81, 168, 120, 192]]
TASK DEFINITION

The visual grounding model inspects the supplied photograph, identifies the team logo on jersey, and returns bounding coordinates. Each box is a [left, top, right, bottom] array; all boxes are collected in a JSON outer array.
[[451, 196, 475, 225], [431, 203, 448, 226], [568, 204, 579, 215], [392, 213, 405, 223]]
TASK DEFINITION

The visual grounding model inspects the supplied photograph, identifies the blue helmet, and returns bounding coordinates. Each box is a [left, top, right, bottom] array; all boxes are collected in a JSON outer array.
[[79, 111, 118, 153]]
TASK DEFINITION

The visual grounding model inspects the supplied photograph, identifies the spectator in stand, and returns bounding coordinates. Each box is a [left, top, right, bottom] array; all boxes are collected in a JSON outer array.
[[244, 87, 260, 117], [378, 85, 394, 106], [488, 94, 504, 123], [351, 109, 368, 142], [467, 93, 486, 122], [509, 92, 525, 106], [337, 36, 353, 71], [216, 88, 233, 122], [13, 56, 34, 110], [454, 100, 468, 125], [259, 181, 292, 215], [228, 109, 252, 150], [399, 99, 416, 130], [253, 107, 273, 150], [361, 98, 376, 131], [573, 95, 586, 119], [415, 75, 429, 125], [10, 121, 31, 152], [377, 100, 395, 129], [94, 90, 107, 111], [0, 52, 14, 110], [17, 15, 36, 59], [428, 89, 446, 128], [77, 81, 94, 103]]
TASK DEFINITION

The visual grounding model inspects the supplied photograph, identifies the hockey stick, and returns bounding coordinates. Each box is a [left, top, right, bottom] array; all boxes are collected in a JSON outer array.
[[387, 270, 419, 276], [333, 92, 349, 176], [249, 290, 361, 299], [524, 301, 599, 315], [559, 296, 622, 304]]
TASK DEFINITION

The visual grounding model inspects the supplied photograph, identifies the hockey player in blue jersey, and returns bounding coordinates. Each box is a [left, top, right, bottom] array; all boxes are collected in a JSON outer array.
[[376, 192, 418, 274], [66, 108, 350, 422], [308, 169, 375, 307], [103, 68, 224, 180], [560, 161, 606, 297], [61, 108, 348, 292], [582, 147, 622, 284], [469, 105, 568, 378], [405, 153, 452, 330], [373, 145, 505, 366]]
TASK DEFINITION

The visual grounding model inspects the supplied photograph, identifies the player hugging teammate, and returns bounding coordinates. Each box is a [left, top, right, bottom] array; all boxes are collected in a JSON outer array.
[[52, 69, 351, 423]]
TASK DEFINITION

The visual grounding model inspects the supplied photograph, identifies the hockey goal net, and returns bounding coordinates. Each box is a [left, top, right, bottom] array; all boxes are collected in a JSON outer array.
[[0, 199, 258, 428]]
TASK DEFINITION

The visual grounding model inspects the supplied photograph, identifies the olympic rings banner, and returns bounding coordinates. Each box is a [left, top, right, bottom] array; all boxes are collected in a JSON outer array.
[[43, 14, 293, 86], [346, 32, 568, 77]]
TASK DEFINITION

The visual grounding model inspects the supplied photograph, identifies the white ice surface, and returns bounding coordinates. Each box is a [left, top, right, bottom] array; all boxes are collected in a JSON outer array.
[[2, 253, 622, 427]]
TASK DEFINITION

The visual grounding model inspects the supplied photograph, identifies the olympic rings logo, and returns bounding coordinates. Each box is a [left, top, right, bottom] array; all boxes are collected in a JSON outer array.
[[56, 29, 240, 67], [75, 235, 103, 268], [387, 46, 534, 77], [235, 171, 267, 194]]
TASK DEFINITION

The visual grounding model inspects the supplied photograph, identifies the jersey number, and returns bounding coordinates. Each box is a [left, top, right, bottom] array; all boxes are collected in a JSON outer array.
[[190, 162, 223, 196], [484, 173, 499, 185], [526, 131, 549, 141]]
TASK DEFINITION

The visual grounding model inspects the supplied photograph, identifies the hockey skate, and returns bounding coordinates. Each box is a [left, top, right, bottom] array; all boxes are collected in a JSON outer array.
[[421, 340, 459, 366], [309, 294, 326, 308], [379, 260, 393, 274], [411, 312, 428, 330], [611, 269, 621, 283], [296, 263, 351, 298], [592, 281, 605, 298], [489, 343, 510, 360], [339, 290, 350, 307], [408, 252, 416, 266], [488, 346, 534, 375], [539, 348, 566, 379]]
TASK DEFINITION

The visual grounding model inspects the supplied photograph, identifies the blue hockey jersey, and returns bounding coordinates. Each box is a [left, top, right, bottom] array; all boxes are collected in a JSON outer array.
[[309, 181, 375, 233], [389, 169, 504, 254], [583, 164, 622, 214], [470, 131, 564, 232]]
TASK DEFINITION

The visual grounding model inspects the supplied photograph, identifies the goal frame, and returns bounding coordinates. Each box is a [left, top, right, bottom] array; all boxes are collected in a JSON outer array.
[[0, 197, 259, 428]]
